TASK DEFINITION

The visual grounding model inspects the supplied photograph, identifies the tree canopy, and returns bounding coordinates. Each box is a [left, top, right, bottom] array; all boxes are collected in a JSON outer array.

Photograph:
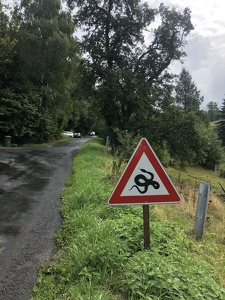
[[175, 68, 204, 111], [0, 0, 81, 143], [0, 0, 223, 169], [217, 98, 225, 146], [207, 101, 220, 122], [66, 0, 194, 140]]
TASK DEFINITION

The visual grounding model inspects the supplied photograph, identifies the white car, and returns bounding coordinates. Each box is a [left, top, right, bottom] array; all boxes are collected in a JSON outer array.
[[89, 131, 95, 136], [74, 132, 82, 138], [62, 131, 74, 138]]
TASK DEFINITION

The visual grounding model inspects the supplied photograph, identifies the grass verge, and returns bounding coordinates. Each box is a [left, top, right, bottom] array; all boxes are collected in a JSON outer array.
[[31, 138, 225, 300]]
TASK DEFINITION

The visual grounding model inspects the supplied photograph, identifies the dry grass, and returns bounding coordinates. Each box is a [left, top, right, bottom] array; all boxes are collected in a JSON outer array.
[[153, 166, 225, 287], [110, 157, 225, 286]]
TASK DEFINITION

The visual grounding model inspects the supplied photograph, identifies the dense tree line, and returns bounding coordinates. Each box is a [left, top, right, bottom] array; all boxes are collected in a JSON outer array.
[[217, 98, 225, 145], [0, 0, 223, 169], [0, 0, 83, 143], [207, 101, 220, 122]]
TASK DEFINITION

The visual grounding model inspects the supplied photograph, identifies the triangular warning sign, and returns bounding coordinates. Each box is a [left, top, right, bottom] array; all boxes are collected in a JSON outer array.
[[108, 138, 181, 205]]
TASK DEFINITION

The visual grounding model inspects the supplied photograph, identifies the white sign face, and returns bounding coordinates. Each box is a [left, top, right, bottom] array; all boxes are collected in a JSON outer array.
[[121, 153, 169, 197], [108, 138, 181, 205]]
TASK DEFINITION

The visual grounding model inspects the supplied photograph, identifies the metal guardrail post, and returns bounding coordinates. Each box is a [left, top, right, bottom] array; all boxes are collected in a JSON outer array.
[[193, 181, 210, 239]]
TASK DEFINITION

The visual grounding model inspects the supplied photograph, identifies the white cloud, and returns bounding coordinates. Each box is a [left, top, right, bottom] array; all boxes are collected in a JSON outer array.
[[147, 0, 225, 107]]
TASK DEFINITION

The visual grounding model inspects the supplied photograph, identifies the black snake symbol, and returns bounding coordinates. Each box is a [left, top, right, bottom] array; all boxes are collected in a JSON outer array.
[[130, 168, 160, 194]]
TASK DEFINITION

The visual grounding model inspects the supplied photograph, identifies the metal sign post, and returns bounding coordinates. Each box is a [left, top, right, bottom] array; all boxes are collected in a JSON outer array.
[[108, 138, 181, 250], [143, 205, 150, 249]]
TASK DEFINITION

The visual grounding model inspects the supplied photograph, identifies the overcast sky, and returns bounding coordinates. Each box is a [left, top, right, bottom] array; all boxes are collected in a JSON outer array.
[[4, 0, 225, 109], [148, 0, 225, 109]]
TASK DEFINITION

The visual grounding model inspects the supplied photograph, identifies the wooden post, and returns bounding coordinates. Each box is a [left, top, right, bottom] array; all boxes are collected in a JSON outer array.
[[143, 205, 150, 249]]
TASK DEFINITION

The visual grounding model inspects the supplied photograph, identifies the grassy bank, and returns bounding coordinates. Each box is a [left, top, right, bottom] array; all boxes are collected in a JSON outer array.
[[32, 138, 225, 300]]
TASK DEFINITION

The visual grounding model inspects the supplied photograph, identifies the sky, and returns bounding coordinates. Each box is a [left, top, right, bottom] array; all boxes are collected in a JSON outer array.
[[148, 0, 225, 109], [3, 0, 225, 109]]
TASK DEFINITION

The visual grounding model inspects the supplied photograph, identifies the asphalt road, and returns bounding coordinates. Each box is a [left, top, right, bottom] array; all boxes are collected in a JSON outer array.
[[0, 138, 90, 300]]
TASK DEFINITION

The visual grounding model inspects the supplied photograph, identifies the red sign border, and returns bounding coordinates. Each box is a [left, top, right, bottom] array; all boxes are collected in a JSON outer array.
[[108, 138, 181, 205]]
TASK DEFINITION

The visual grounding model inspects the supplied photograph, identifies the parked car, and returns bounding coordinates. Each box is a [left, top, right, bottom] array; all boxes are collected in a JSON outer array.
[[74, 132, 82, 138], [62, 131, 74, 138], [89, 131, 95, 136]]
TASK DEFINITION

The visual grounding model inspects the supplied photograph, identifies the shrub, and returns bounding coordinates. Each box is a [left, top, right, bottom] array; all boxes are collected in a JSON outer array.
[[122, 250, 225, 300], [219, 165, 225, 178]]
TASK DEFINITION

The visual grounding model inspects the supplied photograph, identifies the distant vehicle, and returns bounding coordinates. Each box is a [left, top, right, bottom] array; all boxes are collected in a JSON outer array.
[[74, 132, 82, 138], [89, 131, 95, 136], [62, 131, 74, 138]]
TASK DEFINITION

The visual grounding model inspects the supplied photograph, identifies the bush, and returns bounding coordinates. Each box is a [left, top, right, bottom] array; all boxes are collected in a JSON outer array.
[[219, 166, 225, 178], [123, 250, 225, 300], [120, 221, 225, 300]]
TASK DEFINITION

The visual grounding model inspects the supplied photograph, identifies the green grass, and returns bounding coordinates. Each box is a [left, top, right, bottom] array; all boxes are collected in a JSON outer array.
[[31, 138, 225, 300]]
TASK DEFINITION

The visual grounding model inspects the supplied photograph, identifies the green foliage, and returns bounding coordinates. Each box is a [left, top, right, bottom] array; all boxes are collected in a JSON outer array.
[[145, 105, 222, 169], [194, 121, 222, 169], [32, 138, 225, 300], [151, 106, 198, 167], [217, 98, 225, 145], [149, 143, 172, 168], [0, 1, 18, 87], [0, 90, 39, 138], [111, 129, 142, 176], [122, 221, 225, 299], [207, 101, 220, 122], [219, 166, 225, 178], [1, 0, 222, 169], [0, 89, 58, 143], [68, 0, 193, 140], [123, 250, 225, 300], [175, 68, 204, 111], [0, 0, 83, 143]]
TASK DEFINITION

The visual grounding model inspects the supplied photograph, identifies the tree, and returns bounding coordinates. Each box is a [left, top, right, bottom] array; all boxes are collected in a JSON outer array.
[[175, 68, 203, 111], [146, 106, 222, 168], [194, 120, 222, 169], [152, 107, 200, 166], [0, 89, 46, 143], [0, 0, 83, 143], [66, 0, 194, 142], [0, 0, 81, 142], [217, 98, 225, 145], [207, 101, 219, 122], [0, 1, 17, 89], [16, 0, 79, 119]]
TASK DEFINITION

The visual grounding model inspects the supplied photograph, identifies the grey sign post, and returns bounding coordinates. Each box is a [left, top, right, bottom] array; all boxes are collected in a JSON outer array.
[[194, 181, 210, 239]]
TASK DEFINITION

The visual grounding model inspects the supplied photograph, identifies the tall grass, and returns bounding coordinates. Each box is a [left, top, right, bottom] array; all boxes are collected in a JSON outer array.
[[32, 138, 225, 300]]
